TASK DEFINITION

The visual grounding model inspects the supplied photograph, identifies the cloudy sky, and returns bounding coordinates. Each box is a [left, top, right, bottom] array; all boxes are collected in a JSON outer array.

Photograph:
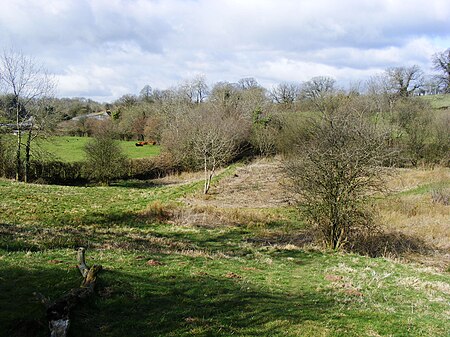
[[1, 0, 449, 102]]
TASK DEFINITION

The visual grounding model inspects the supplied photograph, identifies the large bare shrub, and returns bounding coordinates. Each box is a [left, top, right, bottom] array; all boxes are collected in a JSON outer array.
[[83, 127, 128, 185], [162, 105, 250, 193], [286, 107, 389, 250]]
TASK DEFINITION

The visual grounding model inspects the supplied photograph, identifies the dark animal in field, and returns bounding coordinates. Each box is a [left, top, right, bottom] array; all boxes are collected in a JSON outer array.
[[135, 141, 157, 146]]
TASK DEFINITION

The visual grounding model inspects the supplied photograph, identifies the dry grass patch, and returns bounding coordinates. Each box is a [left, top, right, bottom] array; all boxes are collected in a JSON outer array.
[[385, 167, 449, 193], [375, 166, 449, 269], [377, 194, 449, 251], [183, 157, 292, 208]]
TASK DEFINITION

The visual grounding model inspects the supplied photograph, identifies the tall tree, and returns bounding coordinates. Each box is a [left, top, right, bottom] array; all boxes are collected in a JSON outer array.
[[432, 48, 450, 93], [139, 84, 153, 103], [301, 76, 336, 112], [162, 105, 249, 194], [385, 65, 424, 98], [180, 75, 209, 104], [0, 49, 55, 182], [269, 82, 300, 107]]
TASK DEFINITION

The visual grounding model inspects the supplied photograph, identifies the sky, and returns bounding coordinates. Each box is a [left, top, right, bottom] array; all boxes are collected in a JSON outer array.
[[0, 0, 449, 102]]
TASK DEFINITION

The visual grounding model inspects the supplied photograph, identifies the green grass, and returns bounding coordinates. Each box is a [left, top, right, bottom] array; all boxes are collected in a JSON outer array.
[[420, 93, 450, 109], [37, 136, 160, 162], [0, 173, 449, 337]]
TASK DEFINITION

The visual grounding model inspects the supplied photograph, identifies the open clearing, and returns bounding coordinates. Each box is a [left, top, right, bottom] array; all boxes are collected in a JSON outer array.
[[36, 136, 161, 162], [0, 158, 449, 337]]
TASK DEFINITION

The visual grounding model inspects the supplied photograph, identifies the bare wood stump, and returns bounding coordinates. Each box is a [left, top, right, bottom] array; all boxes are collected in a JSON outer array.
[[36, 248, 102, 337]]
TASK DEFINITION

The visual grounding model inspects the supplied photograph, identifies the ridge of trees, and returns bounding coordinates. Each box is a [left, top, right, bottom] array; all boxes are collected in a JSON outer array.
[[1, 48, 449, 186]]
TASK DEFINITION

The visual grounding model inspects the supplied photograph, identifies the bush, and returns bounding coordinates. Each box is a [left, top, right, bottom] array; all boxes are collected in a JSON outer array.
[[0, 135, 15, 178], [28, 160, 85, 185], [83, 134, 128, 185], [127, 153, 181, 180], [286, 107, 389, 250]]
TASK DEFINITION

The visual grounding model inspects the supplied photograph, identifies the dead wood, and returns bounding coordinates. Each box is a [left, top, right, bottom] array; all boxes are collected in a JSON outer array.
[[36, 247, 102, 337]]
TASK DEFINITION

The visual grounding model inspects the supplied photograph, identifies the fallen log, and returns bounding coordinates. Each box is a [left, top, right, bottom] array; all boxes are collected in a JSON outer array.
[[36, 248, 102, 337]]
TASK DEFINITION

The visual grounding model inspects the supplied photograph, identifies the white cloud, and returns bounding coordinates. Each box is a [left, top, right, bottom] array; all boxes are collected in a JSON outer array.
[[0, 0, 448, 101]]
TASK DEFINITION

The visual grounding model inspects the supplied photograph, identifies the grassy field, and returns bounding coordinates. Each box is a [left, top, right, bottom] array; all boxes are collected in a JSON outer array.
[[420, 93, 450, 109], [0, 161, 449, 336], [37, 136, 161, 162]]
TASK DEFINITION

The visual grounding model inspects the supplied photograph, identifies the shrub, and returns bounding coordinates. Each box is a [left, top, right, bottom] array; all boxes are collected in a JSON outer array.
[[83, 133, 128, 185], [0, 135, 15, 178], [286, 107, 389, 250]]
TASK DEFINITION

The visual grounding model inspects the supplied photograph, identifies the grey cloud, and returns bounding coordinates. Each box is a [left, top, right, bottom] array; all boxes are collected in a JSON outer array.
[[0, 0, 448, 101]]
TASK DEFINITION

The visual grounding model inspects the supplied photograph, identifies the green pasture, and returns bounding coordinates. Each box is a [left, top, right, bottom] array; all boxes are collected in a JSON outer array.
[[0, 169, 449, 337], [420, 93, 450, 109], [37, 136, 160, 162]]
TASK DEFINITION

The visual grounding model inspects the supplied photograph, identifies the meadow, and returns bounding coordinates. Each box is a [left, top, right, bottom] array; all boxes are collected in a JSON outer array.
[[37, 136, 161, 162], [420, 93, 450, 109], [0, 159, 449, 337]]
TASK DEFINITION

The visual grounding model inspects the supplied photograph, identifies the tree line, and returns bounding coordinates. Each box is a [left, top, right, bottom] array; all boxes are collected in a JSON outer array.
[[1, 48, 449, 184], [0, 47, 449, 251]]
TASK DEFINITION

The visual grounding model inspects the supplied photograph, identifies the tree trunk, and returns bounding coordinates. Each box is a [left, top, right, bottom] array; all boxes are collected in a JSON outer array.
[[15, 128, 22, 181], [24, 128, 33, 183], [203, 156, 216, 194], [15, 102, 24, 181]]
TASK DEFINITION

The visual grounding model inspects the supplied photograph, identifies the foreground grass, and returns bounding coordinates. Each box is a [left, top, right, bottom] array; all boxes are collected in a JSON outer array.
[[37, 136, 160, 162], [0, 167, 449, 336]]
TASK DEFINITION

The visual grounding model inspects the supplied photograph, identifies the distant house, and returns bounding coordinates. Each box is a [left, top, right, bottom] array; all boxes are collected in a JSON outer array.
[[71, 111, 110, 121], [0, 116, 35, 135]]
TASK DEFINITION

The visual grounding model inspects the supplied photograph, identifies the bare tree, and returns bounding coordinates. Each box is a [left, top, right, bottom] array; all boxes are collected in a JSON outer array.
[[209, 81, 241, 113], [0, 49, 56, 182], [269, 82, 300, 106], [162, 105, 249, 193], [365, 74, 396, 114], [139, 84, 153, 102], [238, 77, 260, 90], [180, 75, 209, 104], [385, 65, 424, 98], [301, 76, 336, 112], [286, 104, 389, 250], [432, 48, 450, 93]]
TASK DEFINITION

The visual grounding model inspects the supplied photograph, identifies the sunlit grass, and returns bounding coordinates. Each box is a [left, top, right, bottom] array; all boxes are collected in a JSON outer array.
[[420, 93, 450, 109], [0, 163, 449, 336], [37, 136, 160, 162]]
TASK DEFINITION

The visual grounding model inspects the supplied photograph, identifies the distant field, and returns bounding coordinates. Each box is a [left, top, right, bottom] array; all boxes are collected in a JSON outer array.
[[38, 136, 161, 162], [420, 93, 450, 109]]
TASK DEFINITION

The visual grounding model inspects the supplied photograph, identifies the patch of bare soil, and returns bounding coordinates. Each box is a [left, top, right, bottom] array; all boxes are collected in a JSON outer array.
[[183, 157, 293, 209]]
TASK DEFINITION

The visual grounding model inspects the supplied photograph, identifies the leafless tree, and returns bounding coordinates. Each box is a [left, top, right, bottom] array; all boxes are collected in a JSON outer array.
[[180, 75, 209, 104], [139, 84, 153, 102], [269, 82, 300, 106], [432, 48, 450, 93], [385, 65, 424, 98], [365, 74, 396, 114], [286, 103, 389, 250], [162, 105, 249, 194], [238, 77, 260, 90], [209, 81, 241, 113], [300, 76, 336, 112], [0, 49, 56, 182]]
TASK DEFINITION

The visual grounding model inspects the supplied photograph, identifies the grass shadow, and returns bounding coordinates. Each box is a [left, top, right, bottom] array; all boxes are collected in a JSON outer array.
[[348, 230, 435, 258]]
